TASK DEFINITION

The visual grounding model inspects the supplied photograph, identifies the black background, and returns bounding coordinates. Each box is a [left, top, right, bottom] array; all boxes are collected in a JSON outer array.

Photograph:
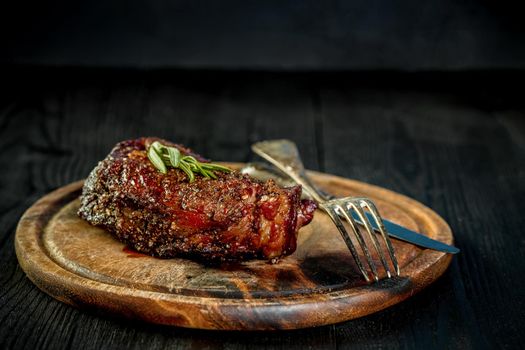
[[1, 1, 524, 349], [2, 0, 525, 70]]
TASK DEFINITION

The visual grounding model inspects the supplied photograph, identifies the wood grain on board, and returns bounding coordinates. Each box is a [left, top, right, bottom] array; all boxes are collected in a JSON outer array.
[[15, 165, 453, 330]]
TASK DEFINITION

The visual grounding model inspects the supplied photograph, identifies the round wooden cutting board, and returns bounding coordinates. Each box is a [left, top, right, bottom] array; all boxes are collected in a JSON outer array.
[[15, 165, 454, 330]]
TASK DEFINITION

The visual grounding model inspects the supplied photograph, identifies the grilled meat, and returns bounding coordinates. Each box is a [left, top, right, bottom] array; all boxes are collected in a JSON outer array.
[[78, 138, 317, 263]]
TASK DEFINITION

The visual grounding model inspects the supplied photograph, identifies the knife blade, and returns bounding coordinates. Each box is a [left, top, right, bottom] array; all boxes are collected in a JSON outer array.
[[356, 212, 459, 254], [241, 163, 459, 254]]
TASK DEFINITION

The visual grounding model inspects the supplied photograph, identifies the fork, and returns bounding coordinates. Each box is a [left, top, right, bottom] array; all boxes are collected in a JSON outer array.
[[252, 139, 400, 282]]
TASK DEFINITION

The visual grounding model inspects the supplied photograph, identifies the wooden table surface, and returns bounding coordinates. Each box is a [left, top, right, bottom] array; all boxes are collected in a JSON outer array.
[[1, 67, 523, 349]]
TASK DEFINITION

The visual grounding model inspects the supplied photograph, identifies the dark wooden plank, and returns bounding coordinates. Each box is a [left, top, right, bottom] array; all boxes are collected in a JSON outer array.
[[318, 83, 524, 349], [0, 70, 336, 349], [226, 75, 320, 170], [1, 68, 524, 349]]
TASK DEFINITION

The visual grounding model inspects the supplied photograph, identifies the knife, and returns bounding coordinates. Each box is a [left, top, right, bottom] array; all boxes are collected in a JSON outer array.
[[241, 163, 459, 254], [359, 211, 459, 254]]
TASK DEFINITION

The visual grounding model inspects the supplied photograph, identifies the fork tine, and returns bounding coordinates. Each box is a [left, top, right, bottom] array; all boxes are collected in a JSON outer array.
[[351, 200, 392, 278], [337, 203, 380, 281], [360, 199, 401, 276], [323, 204, 371, 282]]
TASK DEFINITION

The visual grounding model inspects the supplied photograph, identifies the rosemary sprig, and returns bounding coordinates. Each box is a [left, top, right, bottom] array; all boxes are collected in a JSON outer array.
[[147, 141, 231, 182]]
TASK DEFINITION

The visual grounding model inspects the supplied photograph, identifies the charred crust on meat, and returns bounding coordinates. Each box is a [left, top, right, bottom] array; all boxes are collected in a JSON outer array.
[[78, 137, 317, 263]]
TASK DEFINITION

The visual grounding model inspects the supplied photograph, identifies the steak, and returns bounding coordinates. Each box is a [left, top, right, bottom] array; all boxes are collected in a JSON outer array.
[[78, 138, 317, 263]]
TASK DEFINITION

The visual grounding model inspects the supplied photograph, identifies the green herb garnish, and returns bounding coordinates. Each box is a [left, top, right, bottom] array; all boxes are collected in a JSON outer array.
[[147, 141, 231, 182]]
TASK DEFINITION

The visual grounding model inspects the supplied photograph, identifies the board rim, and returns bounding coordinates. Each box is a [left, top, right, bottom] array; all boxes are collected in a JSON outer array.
[[15, 166, 454, 330]]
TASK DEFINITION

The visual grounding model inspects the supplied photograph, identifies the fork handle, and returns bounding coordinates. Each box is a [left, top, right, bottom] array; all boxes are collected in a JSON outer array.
[[251, 140, 327, 203]]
